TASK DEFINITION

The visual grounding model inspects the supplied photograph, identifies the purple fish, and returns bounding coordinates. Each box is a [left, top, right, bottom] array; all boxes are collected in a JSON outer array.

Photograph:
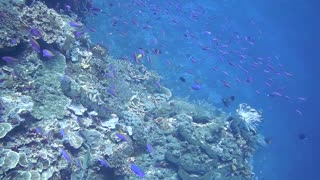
[[115, 133, 127, 141], [11, 39, 18, 45], [130, 164, 145, 178], [30, 38, 40, 52], [35, 127, 42, 135], [69, 21, 83, 28], [61, 149, 72, 164], [91, 7, 102, 12], [107, 88, 118, 97], [99, 158, 109, 168], [146, 144, 153, 153], [30, 28, 42, 37], [75, 158, 82, 168], [155, 81, 161, 89], [105, 72, 114, 78], [60, 129, 65, 138], [1, 56, 17, 63], [74, 31, 85, 37], [65, 4, 71, 11], [191, 84, 201, 90], [42, 49, 55, 58]]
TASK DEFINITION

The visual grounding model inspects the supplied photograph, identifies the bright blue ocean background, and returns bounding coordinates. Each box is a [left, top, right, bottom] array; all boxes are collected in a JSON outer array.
[[88, 0, 319, 179]]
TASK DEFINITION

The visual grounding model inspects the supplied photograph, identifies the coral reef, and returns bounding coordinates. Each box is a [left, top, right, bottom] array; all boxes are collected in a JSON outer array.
[[0, 1, 76, 50], [0, 2, 262, 180]]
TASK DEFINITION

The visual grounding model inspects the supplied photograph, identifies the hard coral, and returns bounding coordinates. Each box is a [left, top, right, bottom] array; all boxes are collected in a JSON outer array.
[[21, 2, 75, 51], [0, 1, 75, 50], [0, 0, 25, 48]]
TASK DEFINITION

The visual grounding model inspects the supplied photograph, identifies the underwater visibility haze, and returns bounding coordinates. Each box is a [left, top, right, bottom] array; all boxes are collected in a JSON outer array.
[[0, 0, 319, 179]]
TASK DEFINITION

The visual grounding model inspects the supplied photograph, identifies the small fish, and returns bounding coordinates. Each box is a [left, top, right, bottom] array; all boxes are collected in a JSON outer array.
[[130, 164, 145, 178], [60, 129, 65, 138], [42, 49, 55, 58], [11, 39, 18, 45], [297, 97, 307, 101], [91, 7, 102, 12], [74, 31, 85, 37], [30, 28, 42, 37], [179, 76, 186, 82], [75, 158, 82, 169], [222, 80, 231, 88], [191, 83, 201, 90], [30, 38, 40, 52], [155, 81, 161, 89], [222, 96, 235, 107], [35, 127, 42, 135], [107, 86, 117, 97], [296, 109, 303, 116], [152, 48, 161, 55], [65, 4, 71, 11], [99, 158, 109, 168], [1, 56, 17, 63], [116, 133, 127, 141], [69, 21, 83, 28], [146, 144, 153, 153], [88, 28, 96, 32], [298, 133, 307, 140], [61, 149, 72, 164], [264, 137, 272, 145]]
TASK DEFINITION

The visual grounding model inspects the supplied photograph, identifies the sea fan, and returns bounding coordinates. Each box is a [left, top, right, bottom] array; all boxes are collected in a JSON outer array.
[[236, 103, 262, 132]]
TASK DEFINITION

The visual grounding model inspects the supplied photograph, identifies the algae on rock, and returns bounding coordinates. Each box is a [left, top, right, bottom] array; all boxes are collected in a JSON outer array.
[[30, 52, 71, 120], [0, 123, 12, 138]]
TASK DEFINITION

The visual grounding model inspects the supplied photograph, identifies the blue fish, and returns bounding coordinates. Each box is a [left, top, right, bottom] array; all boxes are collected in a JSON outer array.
[[107, 85, 117, 97], [105, 72, 115, 78], [42, 49, 55, 58], [146, 144, 153, 153], [69, 21, 83, 28], [191, 84, 201, 90], [1, 56, 17, 63], [99, 158, 109, 168], [30, 28, 42, 37], [35, 127, 42, 135], [115, 133, 127, 141], [61, 149, 72, 164], [74, 31, 85, 37], [60, 129, 65, 138], [130, 164, 145, 178], [30, 38, 40, 52]]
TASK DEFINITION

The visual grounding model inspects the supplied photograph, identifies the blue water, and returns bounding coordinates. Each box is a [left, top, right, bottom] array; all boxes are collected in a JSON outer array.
[[88, 0, 319, 179]]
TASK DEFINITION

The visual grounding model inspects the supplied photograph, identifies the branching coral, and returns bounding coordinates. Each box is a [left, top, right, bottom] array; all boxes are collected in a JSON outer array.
[[236, 103, 262, 132]]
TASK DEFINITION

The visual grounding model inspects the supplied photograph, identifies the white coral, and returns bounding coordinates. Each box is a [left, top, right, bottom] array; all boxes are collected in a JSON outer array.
[[236, 103, 262, 132]]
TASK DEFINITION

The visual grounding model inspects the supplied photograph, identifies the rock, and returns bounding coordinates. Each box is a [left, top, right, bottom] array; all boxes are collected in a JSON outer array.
[[192, 114, 210, 124], [30, 170, 41, 180], [0, 94, 34, 123], [6, 171, 31, 180], [18, 153, 29, 167], [0, 123, 12, 138], [67, 132, 84, 149], [80, 129, 102, 147], [68, 102, 87, 116], [101, 114, 119, 129], [1, 150, 20, 171], [125, 126, 133, 136], [30, 52, 71, 120]]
